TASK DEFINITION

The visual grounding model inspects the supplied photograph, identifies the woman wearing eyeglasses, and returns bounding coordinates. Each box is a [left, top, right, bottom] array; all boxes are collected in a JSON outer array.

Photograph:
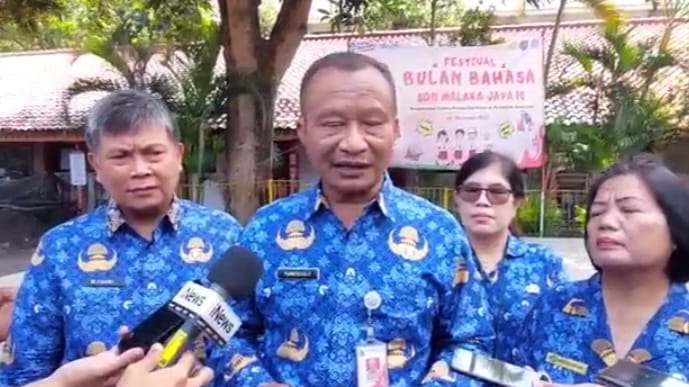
[[512, 154, 689, 385], [454, 151, 568, 359]]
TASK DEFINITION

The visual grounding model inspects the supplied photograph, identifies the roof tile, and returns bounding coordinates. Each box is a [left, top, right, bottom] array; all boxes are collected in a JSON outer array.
[[0, 19, 687, 133]]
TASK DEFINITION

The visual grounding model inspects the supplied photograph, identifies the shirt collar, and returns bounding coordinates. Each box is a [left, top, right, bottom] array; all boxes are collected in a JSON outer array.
[[106, 196, 182, 235], [504, 234, 530, 259], [305, 172, 397, 221]]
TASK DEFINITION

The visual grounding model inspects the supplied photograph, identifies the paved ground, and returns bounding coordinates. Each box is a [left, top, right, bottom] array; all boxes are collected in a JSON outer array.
[[524, 237, 595, 281], [0, 247, 31, 286], [0, 238, 594, 287]]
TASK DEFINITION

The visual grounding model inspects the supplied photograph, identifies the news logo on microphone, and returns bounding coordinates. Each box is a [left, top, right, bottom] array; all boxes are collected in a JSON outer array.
[[156, 246, 264, 368]]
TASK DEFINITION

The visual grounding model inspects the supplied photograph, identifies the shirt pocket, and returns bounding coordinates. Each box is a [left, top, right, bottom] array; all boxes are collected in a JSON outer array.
[[262, 278, 327, 325], [377, 273, 438, 336]]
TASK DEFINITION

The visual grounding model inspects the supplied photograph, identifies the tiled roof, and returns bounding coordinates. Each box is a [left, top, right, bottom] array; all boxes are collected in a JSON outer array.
[[0, 50, 124, 132], [0, 17, 687, 135]]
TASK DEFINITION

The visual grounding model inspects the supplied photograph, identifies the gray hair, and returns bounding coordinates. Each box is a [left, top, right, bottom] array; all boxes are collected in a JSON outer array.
[[85, 89, 179, 151]]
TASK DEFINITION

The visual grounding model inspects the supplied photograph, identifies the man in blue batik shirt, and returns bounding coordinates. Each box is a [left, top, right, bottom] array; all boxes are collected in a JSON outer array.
[[0, 90, 242, 386], [218, 52, 494, 386]]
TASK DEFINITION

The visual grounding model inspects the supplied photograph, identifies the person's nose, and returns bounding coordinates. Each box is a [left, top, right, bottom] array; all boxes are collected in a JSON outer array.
[[338, 123, 368, 154], [130, 155, 153, 177]]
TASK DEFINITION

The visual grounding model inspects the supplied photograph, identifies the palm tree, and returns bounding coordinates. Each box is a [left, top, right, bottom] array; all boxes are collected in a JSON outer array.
[[162, 22, 231, 201], [62, 5, 178, 128], [547, 7, 684, 173]]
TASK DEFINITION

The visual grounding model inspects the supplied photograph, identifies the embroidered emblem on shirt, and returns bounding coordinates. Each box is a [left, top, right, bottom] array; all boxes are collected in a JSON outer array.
[[627, 349, 651, 364], [276, 328, 309, 362], [180, 237, 213, 264], [667, 310, 689, 335], [225, 354, 258, 381], [30, 242, 44, 266], [453, 263, 469, 286], [387, 338, 416, 369], [545, 352, 588, 375], [388, 225, 429, 262], [78, 243, 117, 273], [276, 220, 316, 251], [562, 298, 588, 316], [421, 360, 456, 383], [592, 339, 618, 366]]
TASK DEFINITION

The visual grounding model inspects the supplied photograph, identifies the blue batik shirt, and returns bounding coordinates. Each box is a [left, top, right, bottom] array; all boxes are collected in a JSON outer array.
[[0, 198, 242, 387], [473, 236, 567, 360], [217, 178, 495, 387], [511, 274, 689, 383]]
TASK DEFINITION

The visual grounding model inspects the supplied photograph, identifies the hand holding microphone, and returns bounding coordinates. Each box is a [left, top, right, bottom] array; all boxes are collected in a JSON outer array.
[[116, 344, 213, 387], [23, 347, 145, 387], [115, 246, 263, 369]]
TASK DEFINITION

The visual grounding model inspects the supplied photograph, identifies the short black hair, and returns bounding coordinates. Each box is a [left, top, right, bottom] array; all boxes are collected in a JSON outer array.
[[455, 151, 526, 235], [584, 153, 689, 283], [437, 130, 448, 139], [299, 52, 397, 113]]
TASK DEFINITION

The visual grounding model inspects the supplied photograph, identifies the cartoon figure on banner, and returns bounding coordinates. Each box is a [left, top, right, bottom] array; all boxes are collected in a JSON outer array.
[[436, 130, 450, 166], [452, 129, 465, 166], [517, 111, 534, 132], [467, 128, 479, 158]]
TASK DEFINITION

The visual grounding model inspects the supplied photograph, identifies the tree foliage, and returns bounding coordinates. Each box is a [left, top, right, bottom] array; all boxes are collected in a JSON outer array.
[[547, 18, 686, 173], [0, 0, 213, 52], [319, 0, 463, 31]]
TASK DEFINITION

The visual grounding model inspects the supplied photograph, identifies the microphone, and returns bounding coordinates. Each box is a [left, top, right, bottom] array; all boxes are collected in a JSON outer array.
[[156, 245, 263, 368], [596, 359, 689, 387], [450, 348, 550, 387]]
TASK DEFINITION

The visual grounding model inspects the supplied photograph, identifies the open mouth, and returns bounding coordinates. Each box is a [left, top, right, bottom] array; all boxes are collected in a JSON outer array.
[[332, 162, 371, 176], [128, 186, 157, 194]]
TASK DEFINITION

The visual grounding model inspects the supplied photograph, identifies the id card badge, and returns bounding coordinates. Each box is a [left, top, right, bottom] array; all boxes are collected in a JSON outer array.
[[356, 340, 389, 387]]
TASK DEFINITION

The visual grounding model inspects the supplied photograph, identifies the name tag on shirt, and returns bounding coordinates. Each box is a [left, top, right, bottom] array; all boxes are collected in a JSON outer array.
[[545, 352, 588, 375], [83, 278, 125, 288], [277, 268, 320, 281]]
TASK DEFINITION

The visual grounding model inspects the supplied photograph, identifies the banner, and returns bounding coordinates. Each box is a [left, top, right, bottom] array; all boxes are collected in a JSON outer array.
[[352, 39, 545, 170]]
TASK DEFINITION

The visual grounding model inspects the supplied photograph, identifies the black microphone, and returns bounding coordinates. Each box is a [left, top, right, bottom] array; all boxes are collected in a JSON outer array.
[[156, 245, 263, 368]]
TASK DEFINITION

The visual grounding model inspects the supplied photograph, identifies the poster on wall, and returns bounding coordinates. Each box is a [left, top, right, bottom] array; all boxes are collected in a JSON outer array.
[[351, 39, 545, 170]]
